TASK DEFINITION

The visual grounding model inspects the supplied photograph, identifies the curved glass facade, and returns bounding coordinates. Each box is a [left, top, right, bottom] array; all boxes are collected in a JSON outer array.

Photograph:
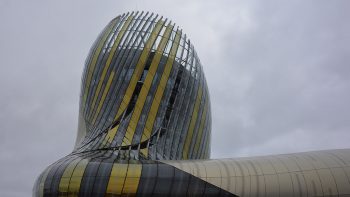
[[33, 11, 350, 197]]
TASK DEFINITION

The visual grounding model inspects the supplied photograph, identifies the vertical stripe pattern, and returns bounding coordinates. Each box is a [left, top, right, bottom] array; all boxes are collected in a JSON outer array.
[[33, 11, 350, 197], [74, 12, 211, 161]]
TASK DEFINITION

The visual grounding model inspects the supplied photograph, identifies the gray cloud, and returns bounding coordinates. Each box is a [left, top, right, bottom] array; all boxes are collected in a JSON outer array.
[[1, 0, 349, 196]]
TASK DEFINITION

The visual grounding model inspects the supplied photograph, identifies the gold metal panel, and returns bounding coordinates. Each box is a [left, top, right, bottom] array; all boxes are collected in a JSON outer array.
[[103, 125, 119, 145], [82, 18, 119, 111], [203, 134, 210, 158], [59, 158, 81, 194], [67, 159, 89, 197], [89, 15, 135, 123], [122, 164, 142, 195], [140, 148, 148, 157], [106, 163, 128, 195], [123, 24, 174, 145], [193, 95, 208, 158], [97, 19, 166, 148], [114, 20, 165, 121], [38, 165, 54, 197], [183, 86, 203, 159], [91, 71, 116, 125], [140, 30, 182, 143]]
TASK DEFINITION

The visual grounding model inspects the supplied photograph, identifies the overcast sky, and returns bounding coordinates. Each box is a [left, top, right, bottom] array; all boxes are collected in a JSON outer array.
[[1, 0, 350, 196]]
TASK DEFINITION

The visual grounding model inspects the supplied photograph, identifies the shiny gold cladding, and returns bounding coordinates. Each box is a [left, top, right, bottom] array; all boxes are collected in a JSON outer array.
[[75, 11, 210, 161]]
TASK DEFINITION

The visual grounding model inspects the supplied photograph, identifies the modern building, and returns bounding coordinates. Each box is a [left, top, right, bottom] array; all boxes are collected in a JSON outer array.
[[33, 12, 350, 196]]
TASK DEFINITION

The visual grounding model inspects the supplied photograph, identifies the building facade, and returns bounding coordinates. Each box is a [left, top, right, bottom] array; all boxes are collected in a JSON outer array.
[[33, 12, 350, 196]]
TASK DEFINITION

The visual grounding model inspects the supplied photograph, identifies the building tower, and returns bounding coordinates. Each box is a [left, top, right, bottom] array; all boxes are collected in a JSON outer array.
[[34, 12, 350, 196]]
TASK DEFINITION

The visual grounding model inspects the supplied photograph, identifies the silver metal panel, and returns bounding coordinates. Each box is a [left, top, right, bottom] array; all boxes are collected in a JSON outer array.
[[163, 149, 350, 196]]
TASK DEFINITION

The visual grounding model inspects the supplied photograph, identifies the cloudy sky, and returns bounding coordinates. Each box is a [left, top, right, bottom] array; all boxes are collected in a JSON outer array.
[[1, 0, 349, 196]]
